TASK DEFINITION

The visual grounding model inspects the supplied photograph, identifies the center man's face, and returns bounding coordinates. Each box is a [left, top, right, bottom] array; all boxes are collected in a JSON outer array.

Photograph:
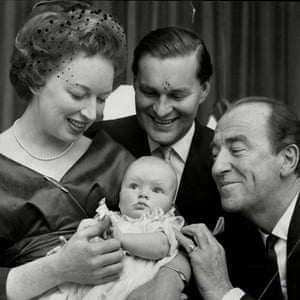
[[134, 53, 209, 146]]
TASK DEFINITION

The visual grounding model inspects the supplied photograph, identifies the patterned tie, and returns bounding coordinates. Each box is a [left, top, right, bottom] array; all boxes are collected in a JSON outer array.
[[263, 234, 284, 300]]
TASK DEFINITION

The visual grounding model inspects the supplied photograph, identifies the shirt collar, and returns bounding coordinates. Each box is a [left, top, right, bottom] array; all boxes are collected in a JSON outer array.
[[148, 122, 195, 163], [261, 193, 298, 243], [272, 193, 298, 241]]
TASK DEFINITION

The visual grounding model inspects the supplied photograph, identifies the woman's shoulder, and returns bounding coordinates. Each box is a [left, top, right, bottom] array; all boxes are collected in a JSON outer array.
[[0, 127, 20, 158]]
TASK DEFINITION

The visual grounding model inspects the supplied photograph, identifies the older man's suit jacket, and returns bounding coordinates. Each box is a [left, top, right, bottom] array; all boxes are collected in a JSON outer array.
[[87, 115, 222, 299], [224, 194, 300, 300]]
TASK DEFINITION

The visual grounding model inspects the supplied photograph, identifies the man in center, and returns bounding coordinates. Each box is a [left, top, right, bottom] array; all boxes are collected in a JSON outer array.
[[87, 26, 221, 299]]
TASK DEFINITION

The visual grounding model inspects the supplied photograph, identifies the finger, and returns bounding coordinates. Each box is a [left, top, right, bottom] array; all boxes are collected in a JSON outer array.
[[181, 293, 188, 300], [94, 266, 122, 284], [77, 218, 98, 231], [200, 224, 220, 246], [94, 261, 123, 281], [100, 250, 124, 267], [79, 216, 110, 240], [92, 238, 122, 255], [174, 229, 196, 254], [83, 262, 123, 285], [182, 224, 210, 248]]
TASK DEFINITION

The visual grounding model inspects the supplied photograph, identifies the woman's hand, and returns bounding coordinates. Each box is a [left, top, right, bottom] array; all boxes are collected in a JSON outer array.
[[175, 224, 233, 300], [6, 216, 124, 300], [51, 216, 124, 285]]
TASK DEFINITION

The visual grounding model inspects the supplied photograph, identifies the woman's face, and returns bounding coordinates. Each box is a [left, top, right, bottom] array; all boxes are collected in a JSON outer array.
[[31, 53, 114, 143]]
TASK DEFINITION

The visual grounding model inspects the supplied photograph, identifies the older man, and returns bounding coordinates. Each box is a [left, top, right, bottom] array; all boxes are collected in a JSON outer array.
[[177, 97, 300, 300]]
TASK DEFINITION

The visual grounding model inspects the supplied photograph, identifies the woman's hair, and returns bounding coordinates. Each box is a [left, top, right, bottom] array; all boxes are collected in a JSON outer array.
[[10, 0, 127, 102]]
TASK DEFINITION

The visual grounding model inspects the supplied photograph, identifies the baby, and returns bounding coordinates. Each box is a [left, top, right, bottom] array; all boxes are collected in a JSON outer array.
[[40, 156, 184, 300]]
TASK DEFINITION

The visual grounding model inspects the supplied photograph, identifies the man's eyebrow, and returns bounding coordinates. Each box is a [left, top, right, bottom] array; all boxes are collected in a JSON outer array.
[[209, 134, 248, 150], [138, 82, 153, 88], [169, 88, 190, 94], [138, 82, 189, 93], [226, 135, 248, 144], [138, 83, 158, 91]]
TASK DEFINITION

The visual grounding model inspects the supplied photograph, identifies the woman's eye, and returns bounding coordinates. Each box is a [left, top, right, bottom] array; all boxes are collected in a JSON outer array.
[[70, 93, 85, 100]]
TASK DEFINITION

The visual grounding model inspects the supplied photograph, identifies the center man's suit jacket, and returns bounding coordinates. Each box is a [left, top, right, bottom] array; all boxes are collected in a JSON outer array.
[[87, 115, 222, 299]]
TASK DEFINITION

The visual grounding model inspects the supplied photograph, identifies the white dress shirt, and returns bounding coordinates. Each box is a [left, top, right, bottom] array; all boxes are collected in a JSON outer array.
[[223, 193, 298, 300], [260, 193, 298, 300], [149, 122, 195, 187]]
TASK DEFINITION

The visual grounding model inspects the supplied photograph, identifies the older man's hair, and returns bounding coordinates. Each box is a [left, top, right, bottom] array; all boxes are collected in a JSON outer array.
[[230, 97, 300, 176]]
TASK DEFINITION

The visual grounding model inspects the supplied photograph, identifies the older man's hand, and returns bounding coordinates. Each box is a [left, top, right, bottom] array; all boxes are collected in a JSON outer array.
[[175, 224, 233, 300]]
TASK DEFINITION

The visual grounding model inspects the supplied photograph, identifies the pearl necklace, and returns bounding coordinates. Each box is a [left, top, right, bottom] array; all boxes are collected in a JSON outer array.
[[13, 120, 74, 161]]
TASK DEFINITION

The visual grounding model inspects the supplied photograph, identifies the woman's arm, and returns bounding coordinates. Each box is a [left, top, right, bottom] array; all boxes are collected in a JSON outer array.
[[126, 252, 191, 300], [121, 231, 170, 260], [6, 218, 123, 300]]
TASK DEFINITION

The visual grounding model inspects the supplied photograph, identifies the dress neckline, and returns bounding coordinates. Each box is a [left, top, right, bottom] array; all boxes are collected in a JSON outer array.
[[0, 130, 102, 184]]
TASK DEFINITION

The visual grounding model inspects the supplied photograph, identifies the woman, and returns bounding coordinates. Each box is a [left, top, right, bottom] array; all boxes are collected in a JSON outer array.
[[0, 1, 134, 299]]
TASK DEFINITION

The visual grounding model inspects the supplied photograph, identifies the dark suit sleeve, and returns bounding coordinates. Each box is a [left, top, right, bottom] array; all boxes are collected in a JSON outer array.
[[241, 295, 256, 300], [0, 267, 10, 300]]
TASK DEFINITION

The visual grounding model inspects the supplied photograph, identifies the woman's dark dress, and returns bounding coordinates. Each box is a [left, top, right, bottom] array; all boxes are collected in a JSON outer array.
[[0, 129, 134, 299]]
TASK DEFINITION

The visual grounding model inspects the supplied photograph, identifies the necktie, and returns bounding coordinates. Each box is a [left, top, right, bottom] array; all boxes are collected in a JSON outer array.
[[156, 146, 172, 163], [263, 234, 284, 300]]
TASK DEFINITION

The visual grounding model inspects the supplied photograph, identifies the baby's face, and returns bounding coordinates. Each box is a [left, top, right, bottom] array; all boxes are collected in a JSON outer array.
[[119, 158, 177, 218]]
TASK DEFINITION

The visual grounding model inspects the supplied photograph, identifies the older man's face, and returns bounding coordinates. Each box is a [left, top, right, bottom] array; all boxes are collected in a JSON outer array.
[[211, 103, 282, 218]]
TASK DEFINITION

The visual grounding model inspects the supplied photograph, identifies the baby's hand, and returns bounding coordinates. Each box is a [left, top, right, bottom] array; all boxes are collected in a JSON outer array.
[[111, 225, 123, 242]]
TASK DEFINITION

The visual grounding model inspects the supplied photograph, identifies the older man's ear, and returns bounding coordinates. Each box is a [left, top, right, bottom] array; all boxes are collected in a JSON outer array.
[[279, 144, 299, 177]]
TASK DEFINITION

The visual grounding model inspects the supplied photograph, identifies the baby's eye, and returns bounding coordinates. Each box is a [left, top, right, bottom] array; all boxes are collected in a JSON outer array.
[[153, 187, 164, 194], [128, 183, 138, 189]]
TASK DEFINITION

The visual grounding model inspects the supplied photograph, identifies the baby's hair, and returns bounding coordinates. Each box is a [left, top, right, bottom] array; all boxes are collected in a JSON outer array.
[[124, 156, 178, 202]]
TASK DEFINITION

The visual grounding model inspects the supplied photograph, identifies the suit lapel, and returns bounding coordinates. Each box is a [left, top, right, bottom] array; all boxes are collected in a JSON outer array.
[[286, 194, 300, 300], [120, 116, 150, 157], [100, 116, 150, 158], [175, 122, 222, 228]]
